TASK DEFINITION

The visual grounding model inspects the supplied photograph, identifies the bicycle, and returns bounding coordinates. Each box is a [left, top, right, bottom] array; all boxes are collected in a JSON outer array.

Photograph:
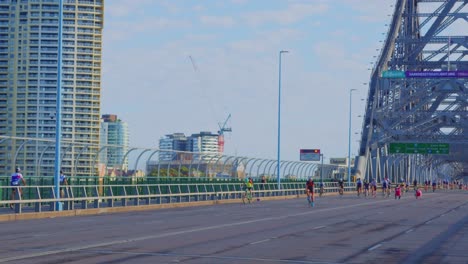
[[306, 189, 315, 207], [339, 186, 344, 196], [242, 189, 253, 204]]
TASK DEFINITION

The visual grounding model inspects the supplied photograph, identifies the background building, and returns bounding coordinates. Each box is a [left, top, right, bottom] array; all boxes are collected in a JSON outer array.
[[190, 131, 219, 161], [0, 0, 104, 176], [159, 133, 189, 162], [158, 131, 220, 162], [100, 114, 129, 170], [148, 131, 222, 177]]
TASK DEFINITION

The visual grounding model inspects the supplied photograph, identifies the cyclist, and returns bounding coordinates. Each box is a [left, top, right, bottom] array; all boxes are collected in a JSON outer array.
[[387, 178, 392, 198], [415, 188, 422, 199], [370, 178, 377, 197], [432, 180, 437, 192], [10, 167, 27, 210], [356, 178, 362, 197], [413, 179, 418, 190], [363, 179, 369, 197], [305, 178, 315, 207], [338, 178, 344, 196], [319, 181, 324, 197], [242, 178, 254, 204], [382, 178, 388, 197], [394, 184, 402, 200]]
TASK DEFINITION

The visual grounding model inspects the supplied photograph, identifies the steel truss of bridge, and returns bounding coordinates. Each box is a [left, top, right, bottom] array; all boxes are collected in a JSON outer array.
[[356, 0, 468, 183]]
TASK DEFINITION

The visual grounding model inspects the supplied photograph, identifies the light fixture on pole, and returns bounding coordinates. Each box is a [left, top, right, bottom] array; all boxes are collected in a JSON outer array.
[[347, 89, 357, 185], [277, 50, 289, 191]]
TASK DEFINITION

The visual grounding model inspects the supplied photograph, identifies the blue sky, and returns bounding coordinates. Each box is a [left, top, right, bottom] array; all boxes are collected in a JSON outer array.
[[101, 0, 395, 162]]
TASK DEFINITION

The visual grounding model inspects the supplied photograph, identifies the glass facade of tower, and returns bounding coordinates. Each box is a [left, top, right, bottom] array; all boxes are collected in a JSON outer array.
[[0, 0, 103, 176], [99, 114, 129, 170]]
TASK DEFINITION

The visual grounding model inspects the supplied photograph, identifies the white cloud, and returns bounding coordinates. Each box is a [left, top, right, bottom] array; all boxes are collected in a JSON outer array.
[[243, 3, 329, 26], [106, 0, 154, 17], [231, 0, 248, 4], [200, 16, 236, 27], [104, 17, 192, 42]]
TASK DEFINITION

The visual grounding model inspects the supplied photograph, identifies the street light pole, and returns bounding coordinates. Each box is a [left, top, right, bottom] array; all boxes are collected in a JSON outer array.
[[54, 0, 64, 211], [320, 154, 324, 183], [347, 89, 356, 185], [277, 50, 288, 191]]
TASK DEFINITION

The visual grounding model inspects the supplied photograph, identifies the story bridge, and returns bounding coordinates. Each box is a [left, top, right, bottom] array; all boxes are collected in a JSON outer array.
[[355, 0, 468, 182]]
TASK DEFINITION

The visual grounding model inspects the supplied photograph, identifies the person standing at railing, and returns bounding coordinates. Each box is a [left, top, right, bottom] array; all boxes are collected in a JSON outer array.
[[59, 170, 68, 199], [319, 181, 325, 197], [10, 167, 27, 210], [258, 176, 266, 201]]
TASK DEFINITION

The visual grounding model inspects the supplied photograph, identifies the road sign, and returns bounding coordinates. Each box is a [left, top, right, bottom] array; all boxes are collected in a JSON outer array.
[[389, 143, 449, 154], [300, 149, 321, 161], [405, 71, 468, 78], [382, 70, 406, 78]]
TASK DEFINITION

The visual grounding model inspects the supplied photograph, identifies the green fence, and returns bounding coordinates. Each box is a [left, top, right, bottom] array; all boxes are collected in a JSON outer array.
[[0, 175, 314, 202]]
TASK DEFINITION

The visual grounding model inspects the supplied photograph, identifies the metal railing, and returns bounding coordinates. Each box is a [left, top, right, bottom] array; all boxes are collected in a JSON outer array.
[[1, 182, 356, 214]]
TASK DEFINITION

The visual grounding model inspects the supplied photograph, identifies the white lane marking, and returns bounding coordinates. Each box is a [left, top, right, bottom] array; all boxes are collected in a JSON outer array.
[[425, 220, 432, 224], [250, 238, 271, 245], [74, 249, 339, 264], [368, 243, 382, 251], [405, 229, 414, 234], [0, 195, 435, 263], [440, 214, 446, 217], [312, 226, 326, 230]]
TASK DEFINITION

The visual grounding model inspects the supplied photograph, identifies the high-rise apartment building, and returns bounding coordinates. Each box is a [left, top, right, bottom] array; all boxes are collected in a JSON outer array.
[[159, 133, 188, 162], [99, 114, 129, 170], [0, 0, 104, 176], [190, 131, 219, 161], [157, 131, 220, 162]]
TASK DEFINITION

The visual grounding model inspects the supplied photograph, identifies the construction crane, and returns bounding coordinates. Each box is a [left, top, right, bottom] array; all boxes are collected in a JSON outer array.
[[217, 114, 232, 153], [218, 114, 232, 135]]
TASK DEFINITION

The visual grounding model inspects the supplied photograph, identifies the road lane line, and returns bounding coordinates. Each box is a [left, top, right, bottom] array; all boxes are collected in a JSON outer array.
[[368, 244, 382, 251], [76, 249, 340, 264], [405, 229, 414, 234], [312, 226, 326, 230], [250, 238, 271, 245], [0, 193, 439, 263]]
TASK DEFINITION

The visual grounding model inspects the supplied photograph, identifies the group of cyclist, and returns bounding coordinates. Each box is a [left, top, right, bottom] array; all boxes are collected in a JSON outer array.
[[344, 177, 437, 199], [242, 175, 466, 206]]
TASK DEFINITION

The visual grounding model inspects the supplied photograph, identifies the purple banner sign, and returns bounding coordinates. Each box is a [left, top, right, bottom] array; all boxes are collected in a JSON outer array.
[[405, 71, 468, 78]]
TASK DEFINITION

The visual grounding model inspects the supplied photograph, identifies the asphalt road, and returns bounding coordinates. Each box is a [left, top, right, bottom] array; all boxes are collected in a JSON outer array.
[[0, 191, 467, 264]]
